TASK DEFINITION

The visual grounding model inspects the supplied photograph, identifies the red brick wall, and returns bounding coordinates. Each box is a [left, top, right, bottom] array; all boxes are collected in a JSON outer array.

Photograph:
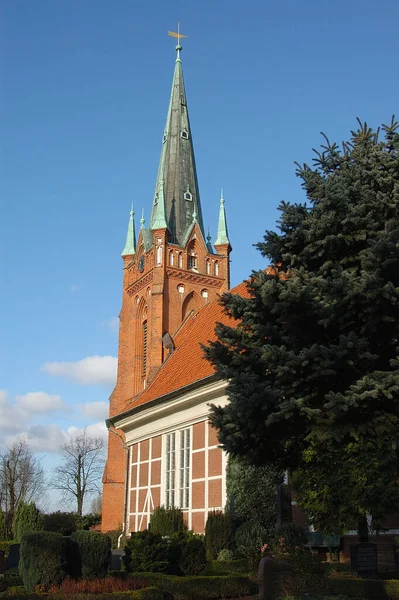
[[342, 535, 396, 569]]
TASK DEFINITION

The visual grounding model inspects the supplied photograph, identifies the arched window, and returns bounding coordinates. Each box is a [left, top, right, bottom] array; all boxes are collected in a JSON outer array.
[[169, 251, 174, 266], [214, 261, 219, 276], [156, 245, 162, 266], [206, 260, 211, 275], [187, 240, 198, 271], [178, 253, 183, 268]]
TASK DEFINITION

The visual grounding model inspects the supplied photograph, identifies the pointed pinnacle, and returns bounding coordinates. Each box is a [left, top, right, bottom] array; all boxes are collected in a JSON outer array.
[[122, 205, 136, 256], [214, 190, 231, 247], [140, 209, 145, 230]]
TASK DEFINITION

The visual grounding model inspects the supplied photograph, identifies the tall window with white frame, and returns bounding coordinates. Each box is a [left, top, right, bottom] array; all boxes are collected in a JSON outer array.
[[179, 428, 190, 509], [164, 429, 191, 509], [165, 432, 176, 508]]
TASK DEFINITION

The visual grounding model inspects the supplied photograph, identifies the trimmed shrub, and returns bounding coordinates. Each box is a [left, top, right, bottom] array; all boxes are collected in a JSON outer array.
[[19, 531, 70, 592], [176, 533, 207, 575], [127, 572, 253, 600], [48, 590, 163, 600], [217, 548, 234, 561], [204, 558, 249, 575], [43, 511, 77, 536], [149, 505, 187, 536], [14, 501, 43, 543], [123, 530, 174, 574], [70, 530, 111, 579], [205, 510, 234, 560], [75, 512, 102, 531]]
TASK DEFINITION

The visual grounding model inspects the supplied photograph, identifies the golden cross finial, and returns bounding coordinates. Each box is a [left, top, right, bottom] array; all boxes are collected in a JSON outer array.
[[168, 22, 188, 46]]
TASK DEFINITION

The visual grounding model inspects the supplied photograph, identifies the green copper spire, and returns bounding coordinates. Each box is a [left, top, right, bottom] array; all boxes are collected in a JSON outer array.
[[150, 42, 205, 244], [214, 190, 231, 247], [140, 209, 145, 230], [151, 179, 168, 230], [121, 204, 136, 256]]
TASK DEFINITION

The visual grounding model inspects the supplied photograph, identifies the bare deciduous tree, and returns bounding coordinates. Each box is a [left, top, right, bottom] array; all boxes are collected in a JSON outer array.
[[0, 439, 46, 534], [53, 429, 104, 516], [90, 493, 102, 515]]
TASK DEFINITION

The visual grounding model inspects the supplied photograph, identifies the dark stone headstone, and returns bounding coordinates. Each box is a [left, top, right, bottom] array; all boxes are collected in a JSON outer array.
[[0, 550, 5, 574], [394, 544, 399, 570], [6, 544, 20, 571], [258, 557, 293, 600], [350, 542, 377, 578], [109, 549, 124, 571]]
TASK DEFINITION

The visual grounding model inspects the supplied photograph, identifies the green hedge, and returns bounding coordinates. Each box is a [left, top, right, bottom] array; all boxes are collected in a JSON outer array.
[[70, 530, 111, 579], [128, 572, 253, 600], [326, 577, 399, 599], [204, 558, 249, 575], [3, 587, 163, 600], [19, 531, 71, 593]]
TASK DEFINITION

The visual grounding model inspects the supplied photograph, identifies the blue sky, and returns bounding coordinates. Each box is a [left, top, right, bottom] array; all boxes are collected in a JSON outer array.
[[1, 0, 398, 511]]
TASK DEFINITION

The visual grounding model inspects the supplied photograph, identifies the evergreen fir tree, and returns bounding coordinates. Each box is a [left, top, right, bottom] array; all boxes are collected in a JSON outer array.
[[14, 501, 44, 542], [204, 117, 399, 534]]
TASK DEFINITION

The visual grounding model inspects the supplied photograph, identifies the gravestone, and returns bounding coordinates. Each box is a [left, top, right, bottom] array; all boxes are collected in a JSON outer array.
[[5, 544, 20, 571], [109, 549, 124, 571], [350, 542, 377, 578], [258, 557, 292, 600]]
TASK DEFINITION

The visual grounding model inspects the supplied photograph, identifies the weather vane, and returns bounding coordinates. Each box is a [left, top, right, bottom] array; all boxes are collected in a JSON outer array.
[[168, 22, 188, 46]]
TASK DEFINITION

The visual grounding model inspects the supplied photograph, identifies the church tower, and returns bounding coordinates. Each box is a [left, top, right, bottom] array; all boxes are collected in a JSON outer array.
[[102, 41, 232, 531]]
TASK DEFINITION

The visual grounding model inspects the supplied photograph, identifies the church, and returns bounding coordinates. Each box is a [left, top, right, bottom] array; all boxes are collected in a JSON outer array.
[[101, 39, 242, 534]]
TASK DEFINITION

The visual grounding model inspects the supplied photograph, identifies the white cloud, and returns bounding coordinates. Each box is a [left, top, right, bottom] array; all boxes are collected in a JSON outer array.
[[41, 355, 117, 386], [79, 401, 109, 420], [67, 421, 108, 446], [70, 284, 81, 293], [15, 392, 64, 413]]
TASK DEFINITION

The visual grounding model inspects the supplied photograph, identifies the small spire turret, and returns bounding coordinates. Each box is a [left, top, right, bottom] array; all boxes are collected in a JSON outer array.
[[151, 180, 168, 230], [214, 190, 231, 247], [140, 210, 145, 230], [121, 204, 136, 256]]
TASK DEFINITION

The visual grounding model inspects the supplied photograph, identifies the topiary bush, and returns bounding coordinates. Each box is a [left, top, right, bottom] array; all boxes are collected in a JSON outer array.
[[43, 511, 78, 536], [217, 548, 235, 561], [149, 506, 187, 536], [176, 533, 207, 575], [204, 510, 234, 560], [123, 530, 174, 574], [19, 531, 71, 592], [70, 530, 111, 579]]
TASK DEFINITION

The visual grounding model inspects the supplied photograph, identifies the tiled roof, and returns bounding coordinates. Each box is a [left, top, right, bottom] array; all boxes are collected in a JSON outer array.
[[120, 280, 249, 415]]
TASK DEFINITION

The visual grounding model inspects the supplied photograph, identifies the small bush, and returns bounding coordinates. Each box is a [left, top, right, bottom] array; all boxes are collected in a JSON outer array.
[[46, 589, 162, 600], [70, 530, 111, 579], [19, 531, 70, 592], [204, 510, 234, 560], [149, 506, 187, 536], [43, 511, 77, 536], [123, 530, 174, 574], [176, 533, 207, 575], [204, 558, 249, 575], [217, 548, 235, 561]]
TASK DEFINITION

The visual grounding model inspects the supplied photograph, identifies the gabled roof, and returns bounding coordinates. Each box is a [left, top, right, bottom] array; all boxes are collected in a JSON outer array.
[[117, 280, 249, 418]]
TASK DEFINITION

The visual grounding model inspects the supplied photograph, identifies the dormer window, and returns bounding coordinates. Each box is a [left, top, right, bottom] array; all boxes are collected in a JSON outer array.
[[188, 255, 197, 269], [181, 129, 189, 140], [184, 190, 192, 201], [162, 133, 167, 143]]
